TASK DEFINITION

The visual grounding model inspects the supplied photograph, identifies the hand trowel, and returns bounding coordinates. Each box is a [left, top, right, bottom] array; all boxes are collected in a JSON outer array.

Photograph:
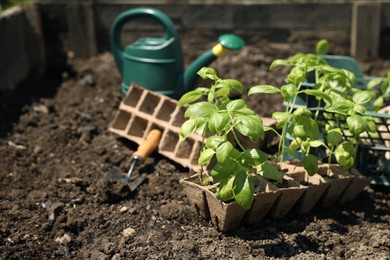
[[100, 129, 162, 192]]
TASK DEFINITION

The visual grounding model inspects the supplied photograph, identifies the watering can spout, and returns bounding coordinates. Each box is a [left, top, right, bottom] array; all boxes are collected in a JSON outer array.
[[182, 34, 245, 95]]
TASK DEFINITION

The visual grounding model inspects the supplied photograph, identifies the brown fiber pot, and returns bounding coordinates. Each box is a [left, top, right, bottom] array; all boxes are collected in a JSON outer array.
[[289, 172, 329, 214], [267, 176, 307, 219], [337, 168, 371, 204], [278, 162, 330, 214], [316, 165, 353, 208], [203, 188, 247, 232], [180, 161, 368, 231], [180, 174, 246, 232], [280, 161, 363, 209], [244, 176, 280, 225], [179, 175, 211, 219]]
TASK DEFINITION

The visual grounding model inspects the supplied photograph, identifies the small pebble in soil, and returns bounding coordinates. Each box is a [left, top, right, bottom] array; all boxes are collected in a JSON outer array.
[[55, 233, 72, 245], [147, 219, 156, 227], [33, 146, 42, 154], [54, 246, 70, 257], [119, 206, 128, 213], [33, 104, 49, 114], [122, 227, 136, 238], [111, 253, 121, 260], [78, 74, 96, 87], [8, 141, 26, 150], [47, 202, 65, 221]]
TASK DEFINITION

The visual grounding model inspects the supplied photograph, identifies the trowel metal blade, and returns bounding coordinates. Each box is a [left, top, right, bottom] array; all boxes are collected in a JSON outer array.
[[100, 170, 147, 191], [100, 170, 129, 184], [128, 174, 148, 192]]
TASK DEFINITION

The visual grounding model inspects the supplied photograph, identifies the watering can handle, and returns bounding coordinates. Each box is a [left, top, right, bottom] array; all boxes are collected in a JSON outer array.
[[110, 7, 178, 75]]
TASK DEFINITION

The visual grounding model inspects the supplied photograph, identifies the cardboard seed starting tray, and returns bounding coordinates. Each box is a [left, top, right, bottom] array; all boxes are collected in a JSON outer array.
[[109, 84, 203, 171]]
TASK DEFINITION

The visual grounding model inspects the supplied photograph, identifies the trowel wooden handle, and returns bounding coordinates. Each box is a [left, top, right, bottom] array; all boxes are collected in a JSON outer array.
[[132, 129, 162, 160]]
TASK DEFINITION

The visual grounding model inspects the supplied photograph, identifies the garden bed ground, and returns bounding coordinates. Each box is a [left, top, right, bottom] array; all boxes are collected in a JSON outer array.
[[1, 35, 390, 259]]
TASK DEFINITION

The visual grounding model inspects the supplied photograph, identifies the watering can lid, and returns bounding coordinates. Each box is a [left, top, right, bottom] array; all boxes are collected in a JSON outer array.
[[218, 34, 245, 50]]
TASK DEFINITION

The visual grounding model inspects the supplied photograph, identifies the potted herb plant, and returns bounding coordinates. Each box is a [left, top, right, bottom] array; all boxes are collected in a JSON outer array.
[[179, 40, 378, 231], [248, 40, 374, 207], [178, 68, 320, 230], [178, 67, 291, 230]]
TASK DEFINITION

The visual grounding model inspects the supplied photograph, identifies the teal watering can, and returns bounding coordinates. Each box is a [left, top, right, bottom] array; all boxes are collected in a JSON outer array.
[[110, 7, 244, 99]]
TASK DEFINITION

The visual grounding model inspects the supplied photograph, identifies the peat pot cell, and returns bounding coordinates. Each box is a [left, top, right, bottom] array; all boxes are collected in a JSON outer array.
[[190, 143, 201, 166], [176, 138, 194, 159], [123, 86, 143, 107], [149, 123, 165, 139], [156, 99, 176, 121], [180, 175, 211, 219], [160, 131, 179, 152], [127, 116, 148, 137], [139, 92, 161, 115], [171, 106, 187, 127], [111, 110, 132, 130]]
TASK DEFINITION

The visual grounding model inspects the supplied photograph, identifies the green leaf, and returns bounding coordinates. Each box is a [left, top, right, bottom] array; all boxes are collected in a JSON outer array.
[[366, 119, 377, 133], [236, 107, 256, 115], [234, 115, 264, 141], [206, 135, 226, 150], [287, 66, 306, 84], [367, 78, 382, 90], [264, 126, 277, 133], [335, 141, 355, 170], [226, 99, 246, 111], [208, 112, 230, 133], [293, 115, 319, 140], [281, 84, 298, 101], [347, 114, 367, 135], [310, 140, 324, 148], [211, 160, 240, 181], [316, 39, 329, 55], [207, 87, 215, 104], [219, 79, 243, 94], [214, 86, 230, 97], [270, 59, 292, 70], [178, 89, 204, 106], [179, 119, 197, 140], [300, 89, 332, 105], [292, 107, 312, 116], [272, 111, 291, 129], [353, 104, 367, 115], [216, 141, 234, 164], [303, 154, 318, 176], [185, 102, 217, 118], [197, 67, 218, 80], [217, 176, 235, 201], [248, 85, 281, 95], [324, 93, 355, 114], [233, 171, 254, 210], [257, 162, 283, 182], [352, 90, 375, 105], [301, 140, 311, 154], [198, 148, 215, 165], [326, 128, 342, 147], [289, 139, 300, 150], [195, 118, 208, 135], [373, 96, 384, 111], [292, 125, 307, 139], [241, 148, 268, 166], [201, 176, 212, 186]]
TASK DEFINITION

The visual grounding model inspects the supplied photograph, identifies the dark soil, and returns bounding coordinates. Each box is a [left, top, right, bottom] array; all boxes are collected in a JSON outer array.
[[1, 34, 390, 259]]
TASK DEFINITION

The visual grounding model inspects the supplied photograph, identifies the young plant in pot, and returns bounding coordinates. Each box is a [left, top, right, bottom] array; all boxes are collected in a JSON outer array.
[[248, 40, 374, 208], [178, 67, 290, 230]]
